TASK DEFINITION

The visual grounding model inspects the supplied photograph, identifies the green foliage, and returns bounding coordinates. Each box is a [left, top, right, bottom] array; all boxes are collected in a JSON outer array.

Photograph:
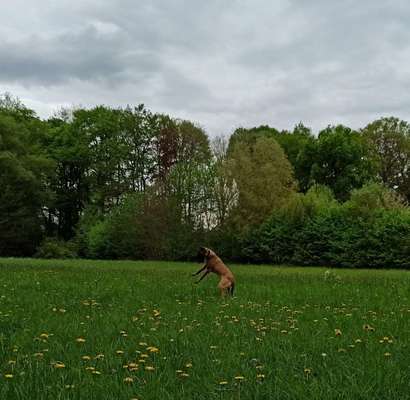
[[34, 238, 76, 259], [300, 125, 378, 200], [362, 117, 410, 202], [228, 136, 296, 228], [240, 184, 410, 268]]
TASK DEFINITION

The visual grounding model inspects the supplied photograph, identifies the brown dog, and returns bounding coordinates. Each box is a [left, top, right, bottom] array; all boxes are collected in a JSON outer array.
[[192, 247, 235, 296]]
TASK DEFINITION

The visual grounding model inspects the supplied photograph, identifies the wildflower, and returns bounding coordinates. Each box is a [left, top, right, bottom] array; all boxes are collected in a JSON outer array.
[[145, 366, 155, 371], [39, 333, 49, 339], [124, 377, 134, 383], [95, 354, 104, 360], [4, 374, 13, 379], [33, 352, 44, 358], [338, 348, 347, 353], [334, 329, 342, 337], [180, 373, 189, 377], [153, 309, 160, 317], [384, 352, 392, 357], [321, 353, 327, 357], [186, 362, 193, 368], [92, 370, 101, 375], [139, 342, 148, 346], [219, 381, 228, 385], [82, 356, 91, 361], [54, 362, 65, 369], [355, 339, 362, 343], [116, 350, 125, 355], [234, 376, 245, 381], [76, 337, 86, 343], [304, 368, 312, 375], [256, 374, 265, 379], [147, 346, 159, 353], [363, 324, 375, 332]]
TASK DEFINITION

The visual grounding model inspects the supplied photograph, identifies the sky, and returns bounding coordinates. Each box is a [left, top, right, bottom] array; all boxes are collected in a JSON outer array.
[[1, 0, 410, 136]]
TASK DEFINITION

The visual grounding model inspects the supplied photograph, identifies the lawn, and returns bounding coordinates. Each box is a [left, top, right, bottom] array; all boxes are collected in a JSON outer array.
[[0, 258, 410, 399]]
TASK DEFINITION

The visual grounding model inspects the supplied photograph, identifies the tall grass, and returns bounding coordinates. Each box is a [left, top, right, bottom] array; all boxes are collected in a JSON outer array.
[[0, 258, 409, 399]]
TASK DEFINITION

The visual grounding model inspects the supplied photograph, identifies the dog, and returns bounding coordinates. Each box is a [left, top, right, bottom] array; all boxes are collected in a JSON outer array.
[[192, 247, 235, 296]]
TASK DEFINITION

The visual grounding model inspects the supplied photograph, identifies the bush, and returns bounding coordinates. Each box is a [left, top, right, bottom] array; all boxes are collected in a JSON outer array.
[[35, 238, 76, 259], [240, 184, 410, 268]]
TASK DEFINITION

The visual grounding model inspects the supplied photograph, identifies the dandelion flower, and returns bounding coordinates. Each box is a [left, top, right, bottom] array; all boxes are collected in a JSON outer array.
[[124, 377, 134, 383], [145, 366, 155, 371], [234, 376, 245, 381], [304, 368, 312, 375], [384, 352, 392, 357], [219, 381, 228, 385], [76, 337, 86, 343], [82, 356, 91, 361], [334, 329, 342, 337], [54, 362, 66, 369], [256, 374, 265, 379], [4, 374, 13, 379]]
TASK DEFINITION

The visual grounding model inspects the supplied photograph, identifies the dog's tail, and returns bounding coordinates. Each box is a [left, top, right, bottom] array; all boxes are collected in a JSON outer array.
[[229, 282, 235, 296]]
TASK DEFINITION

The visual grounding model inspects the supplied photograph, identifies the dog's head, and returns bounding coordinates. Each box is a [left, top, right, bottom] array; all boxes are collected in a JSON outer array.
[[199, 246, 212, 258]]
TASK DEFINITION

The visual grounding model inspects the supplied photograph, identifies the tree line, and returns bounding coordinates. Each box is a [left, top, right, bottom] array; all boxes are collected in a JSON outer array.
[[1, 93, 409, 267]]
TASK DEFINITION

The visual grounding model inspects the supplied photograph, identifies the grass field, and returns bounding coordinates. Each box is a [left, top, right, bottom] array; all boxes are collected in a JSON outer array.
[[0, 258, 410, 399]]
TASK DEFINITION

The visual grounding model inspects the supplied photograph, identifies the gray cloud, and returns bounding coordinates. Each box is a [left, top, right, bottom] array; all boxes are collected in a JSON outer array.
[[1, 0, 410, 136]]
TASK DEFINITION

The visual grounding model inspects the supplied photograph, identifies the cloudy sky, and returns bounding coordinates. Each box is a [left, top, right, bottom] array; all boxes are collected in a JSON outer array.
[[1, 1, 410, 136]]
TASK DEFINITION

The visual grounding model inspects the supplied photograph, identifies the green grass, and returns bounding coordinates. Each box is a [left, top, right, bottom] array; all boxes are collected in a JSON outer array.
[[1, 258, 410, 399]]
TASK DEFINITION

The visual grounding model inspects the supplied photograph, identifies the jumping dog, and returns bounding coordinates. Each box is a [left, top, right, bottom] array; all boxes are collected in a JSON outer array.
[[192, 247, 235, 296]]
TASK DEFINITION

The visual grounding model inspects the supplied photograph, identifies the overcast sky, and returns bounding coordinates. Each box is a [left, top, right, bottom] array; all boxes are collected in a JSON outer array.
[[1, 1, 410, 136]]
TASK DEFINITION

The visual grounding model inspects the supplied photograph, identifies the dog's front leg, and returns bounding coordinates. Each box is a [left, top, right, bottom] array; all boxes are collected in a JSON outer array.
[[195, 270, 209, 284], [192, 265, 207, 276]]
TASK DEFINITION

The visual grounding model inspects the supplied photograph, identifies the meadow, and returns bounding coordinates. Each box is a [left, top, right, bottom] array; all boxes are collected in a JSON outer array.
[[0, 259, 410, 399]]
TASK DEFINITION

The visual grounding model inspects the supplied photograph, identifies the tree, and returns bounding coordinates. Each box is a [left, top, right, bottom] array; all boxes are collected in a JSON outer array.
[[228, 136, 296, 227], [362, 117, 410, 202], [299, 125, 377, 200], [0, 107, 53, 255]]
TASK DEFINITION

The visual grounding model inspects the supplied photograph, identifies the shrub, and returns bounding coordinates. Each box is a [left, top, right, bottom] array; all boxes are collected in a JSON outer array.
[[35, 238, 76, 259]]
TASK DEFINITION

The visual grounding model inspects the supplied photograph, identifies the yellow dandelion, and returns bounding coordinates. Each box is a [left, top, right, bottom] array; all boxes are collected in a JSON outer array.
[[92, 370, 101, 375], [116, 350, 125, 355], [82, 356, 91, 361], [384, 352, 392, 357], [147, 346, 159, 353], [8, 360, 16, 365], [124, 377, 134, 384], [304, 368, 312, 375], [219, 381, 228, 385], [355, 339, 362, 343], [4, 374, 13, 379], [256, 374, 265, 379], [186, 362, 193, 368], [176, 369, 183, 373], [85, 366, 95, 371], [95, 354, 104, 360], [139, 342, 148, 346], [39, 333, 49, 339], [33, 352, 44, 358], [234, 376, 245, 381], [338, 348, 347, 353], [76, 337, 86, 343], [334, 329, 342, 337], [145, 366, 155, 371], [54, 362, 65, 369]]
